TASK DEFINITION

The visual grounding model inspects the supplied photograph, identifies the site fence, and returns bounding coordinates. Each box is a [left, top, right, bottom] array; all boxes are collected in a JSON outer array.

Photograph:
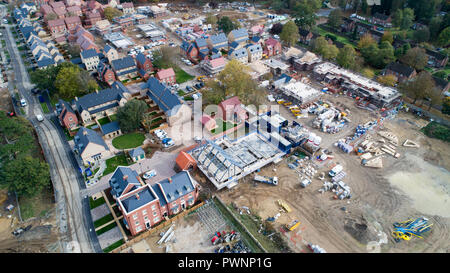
[[110, 201, 205, 253]]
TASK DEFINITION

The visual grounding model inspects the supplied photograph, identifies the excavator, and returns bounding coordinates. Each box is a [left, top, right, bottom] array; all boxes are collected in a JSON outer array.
[[391, 217, 433, 242]]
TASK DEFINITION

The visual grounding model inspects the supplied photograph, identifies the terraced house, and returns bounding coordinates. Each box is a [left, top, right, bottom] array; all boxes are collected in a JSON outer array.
[[111, 56, 138, 81], [110, 167, 199, 235], [227, 28, 249, 46], [73, 82, 130, 125], [207, 32, 228, 52], [80, 48, 100, 71]]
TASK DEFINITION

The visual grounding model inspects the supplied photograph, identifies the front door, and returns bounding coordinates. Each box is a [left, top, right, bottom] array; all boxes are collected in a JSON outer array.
[[145, 222, 150, 229]]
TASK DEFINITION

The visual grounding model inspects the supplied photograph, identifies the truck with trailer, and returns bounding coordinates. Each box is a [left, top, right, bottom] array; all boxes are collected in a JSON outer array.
[[253, 175, 278, 186]]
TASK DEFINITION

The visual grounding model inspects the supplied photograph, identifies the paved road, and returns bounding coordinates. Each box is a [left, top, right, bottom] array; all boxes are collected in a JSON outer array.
[[0, 5, 100, 253]]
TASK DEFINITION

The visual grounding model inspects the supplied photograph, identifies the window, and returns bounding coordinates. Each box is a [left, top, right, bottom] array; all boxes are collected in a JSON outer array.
[[142, 209, 147, 215], [135, 221, 139, 226], [151, 205, 156, 211], [153, 211, 157, 217], [144, 216, 148, 221], [136, 226, 142, 232], [153, 216, 159, 223], [133, 214, 138, 220]]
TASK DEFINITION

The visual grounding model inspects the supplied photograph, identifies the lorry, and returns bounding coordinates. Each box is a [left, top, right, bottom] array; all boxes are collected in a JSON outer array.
[[328, 164, 343, 177], [253, 175, 278, 186], [285, 220, 300, 231]]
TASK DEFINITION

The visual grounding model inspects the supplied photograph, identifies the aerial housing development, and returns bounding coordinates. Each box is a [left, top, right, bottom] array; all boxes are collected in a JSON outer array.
[[0, 0, 449, 259]]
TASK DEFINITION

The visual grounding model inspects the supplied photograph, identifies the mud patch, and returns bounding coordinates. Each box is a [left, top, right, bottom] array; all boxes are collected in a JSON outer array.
[[387, 154, 450, 218]]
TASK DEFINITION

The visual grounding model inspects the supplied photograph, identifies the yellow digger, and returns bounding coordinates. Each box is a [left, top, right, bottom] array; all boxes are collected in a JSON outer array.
[[285, 220, 300, 231]]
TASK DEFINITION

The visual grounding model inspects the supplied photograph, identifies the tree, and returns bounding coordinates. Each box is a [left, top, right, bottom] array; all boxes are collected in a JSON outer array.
[[116, 99, 149, 133], [311, 37, 338, 60], [67, 44, 81, 58], [413, 27, 430, 43], [104, 7, 123, 22], [392, 8, 415, 30], [269, 23, 283, 35], [205, 13, 217, 26], [442, 97, 450, 115], [0, 114, 34, 161], [54, 64, 98, 100], [437, 27, 450, 47], [336, 44, 357, 69], [357, 33, 375, 50], [327, 8, 343, 30], [433, 71, 448, 80], [426, 88, 442, 111], [399, 71, 434, 104], [280, 20, 300, 46], [30, 66, 59, 92], [407, 0, 439, 23], [429, 16, 443, 41], [400, 47, 428, 70], [293, 3, 317, 30], [377, 41, 396, 68], [377, 74, 397, 86], [271, 0, 285, 11], [217, 16, 235, 34], [381, 31, 394, 44], [0, 156, 50, 197], [362, 68, 375, 79]]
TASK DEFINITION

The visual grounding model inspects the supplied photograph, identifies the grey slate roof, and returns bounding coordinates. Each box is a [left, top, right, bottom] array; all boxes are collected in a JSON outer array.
[[135, 52, 147, 65], [209, 33, 228, 45], [146, 77, 182, 116], [104, 44, 114, 53], [195, 38, 208, 48], [129, 147, 145, 158], [229, 47, 248, 58], [74, 127, 109, 155], [111, 56, 136, 71], [81, 48, 98, 59], [246, 43, 262, 53], [386, 62, 415, 77], [158, 171, 195, 203], [110, 166, 141, 198], [101, 121, 121, 135], [121, 186, 156, 213], [74, 83, 128, 113], [36, 58, 55, 68], [230, 28, 248, 39], [151, 184, 167, 206]]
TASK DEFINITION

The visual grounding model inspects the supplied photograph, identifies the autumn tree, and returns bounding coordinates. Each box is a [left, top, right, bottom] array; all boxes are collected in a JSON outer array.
[[104, 7, 123, 22], [377, 74, 397, 86], [399, 71, 435, 104], [381, 31, 394, 44], [400, 47, 428, 71], [54, 63, 98, 100], [392, 8, 415, 30], [280, 20, 300, 46], [357, 34, 375, 50], [361, 68, 375, 79], [426, 88, 442, 111], [437, 27, 450, 47]]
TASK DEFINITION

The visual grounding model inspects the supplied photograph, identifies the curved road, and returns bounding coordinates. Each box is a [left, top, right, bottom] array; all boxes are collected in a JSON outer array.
[[1, 5, 100, 253]]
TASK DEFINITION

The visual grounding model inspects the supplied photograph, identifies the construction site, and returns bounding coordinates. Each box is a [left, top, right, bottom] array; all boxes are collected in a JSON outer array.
[[193, 92, 450, 253]]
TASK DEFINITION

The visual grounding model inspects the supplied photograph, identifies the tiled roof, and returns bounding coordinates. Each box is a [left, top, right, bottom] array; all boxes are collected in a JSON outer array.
[[425, 49, 448, 61], [64, 16, 81, 25], [135, 52, 147, 65], [80, 48, 98, 59], [121, 186, 156, 213], [111, 56, 136, 71], [47, 18, 65, 27], [386, 62, 415, 77], [129, 147, 145, 158], [157, 171, 195, 203], [36, 57, 55, 68], [74, 83, 128, 112], [110, 166, 141, 198], [246, 43, 262, 53], [230, 28, 248, 39], [209, 56, 225, 68], [156, 68, 175, 79], [146, 77, 181, 116], [151, 184, 167, 206], [209, 33, 228, 45], [74, 127, 109, 155], [229, 47, 247, 58], [101, 121, 121, 135], [195, 38, 208, 48], [122, 2, 134, 8]]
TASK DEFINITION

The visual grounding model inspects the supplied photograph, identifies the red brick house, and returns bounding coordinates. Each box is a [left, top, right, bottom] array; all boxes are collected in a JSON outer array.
[[97, 61, 116, 86], [85, 10, 102, 27], [384, 62, 417, 83], [218, 96, 247, 123], [112, 167, 200, 236], [64, 16, 81, 33], [264, 37, 282, 57], [180, 40, 199, 61], [136, 52, 153, 80], [156, 68, 176, 85], [54, 7, 66, 19], [49, 1, 66, 14], [57, 99, 79, 133], [48, 18, 67, 35], [66, 5, 82, 17]]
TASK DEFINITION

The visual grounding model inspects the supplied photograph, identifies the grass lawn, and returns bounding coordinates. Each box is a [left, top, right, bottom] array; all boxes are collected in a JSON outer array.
[[103, 239, 125, 253], [109, 114, 117, 121], [177, 90, 185, 96], [210, 119, 237, 135], [184, 95, 194, 101], [316, 26, 356, 48], [97, 116, 110, 126], [89, 196, 106, 209], [96, 222, 117, 236], [174, 67, 195, 84], [103, 154, 130, 176], [112, 132, 145, 149], [40, 102, 49, 114], [94, 213, 115, 228]]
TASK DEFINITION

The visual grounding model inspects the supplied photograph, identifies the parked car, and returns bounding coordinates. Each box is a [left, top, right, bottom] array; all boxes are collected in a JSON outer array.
[[186, 86, 194, 92], [20, 99, 27, 107], [194, 83, 202, 89], [154, 129, 167, 139], [36, 114, 43, 122], [162, 138, 175, 148], [6, 111, 15, 117], [143, 169, 157, 179]]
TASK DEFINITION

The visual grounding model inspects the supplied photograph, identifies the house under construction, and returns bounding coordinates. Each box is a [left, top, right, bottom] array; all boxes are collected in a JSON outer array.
[[184, 132, 286, 190]]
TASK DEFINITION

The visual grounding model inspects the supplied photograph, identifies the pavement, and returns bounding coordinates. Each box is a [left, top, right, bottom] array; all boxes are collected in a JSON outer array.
[[0, 4, 100, 253]]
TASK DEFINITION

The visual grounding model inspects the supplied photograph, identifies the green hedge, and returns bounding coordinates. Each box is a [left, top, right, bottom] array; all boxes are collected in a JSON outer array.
[[96, 222, 117, 236], [421, 121, 450, 142], [103, 239, 125, 253], [94, 214, 114, 228]]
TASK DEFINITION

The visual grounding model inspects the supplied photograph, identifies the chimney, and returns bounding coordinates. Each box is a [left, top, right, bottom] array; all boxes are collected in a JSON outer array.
[[83, 129, 88, 135], [123, 175, 128, 181], [168, 178, 172, 183], [135, 193, 139, 200]]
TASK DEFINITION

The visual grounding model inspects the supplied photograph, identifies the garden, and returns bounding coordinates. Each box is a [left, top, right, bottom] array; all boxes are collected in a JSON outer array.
[[111, 132, 145, 149]]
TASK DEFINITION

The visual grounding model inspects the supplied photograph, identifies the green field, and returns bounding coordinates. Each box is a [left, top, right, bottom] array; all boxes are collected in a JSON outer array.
[[111, 132, 145, 149], [316, 26, 356, 47], [175, 66, 195, 84]]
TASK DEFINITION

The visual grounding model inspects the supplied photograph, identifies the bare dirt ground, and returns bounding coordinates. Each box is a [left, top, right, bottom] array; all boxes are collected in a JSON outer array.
[[217, 94, 450, 253], [0, 87, 12, 112]]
